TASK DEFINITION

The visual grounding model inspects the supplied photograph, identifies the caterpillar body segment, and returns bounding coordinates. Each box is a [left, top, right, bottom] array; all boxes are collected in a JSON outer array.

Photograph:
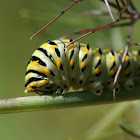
[[86, 48, 105, 95], [25, 39, 140, 95], [118, 50, 135, 90], [65, 41, 79, 88], [74, 43, 93, 88]]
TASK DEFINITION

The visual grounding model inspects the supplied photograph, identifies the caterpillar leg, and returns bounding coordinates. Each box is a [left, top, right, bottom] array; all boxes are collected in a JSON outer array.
[[88, 81, 103, 95], [122, 78, 134, 90], [55, 85, 69, 95], [62, 85, 69, 95], [55, 87, 61, 95], [106, 81, 120, 93]]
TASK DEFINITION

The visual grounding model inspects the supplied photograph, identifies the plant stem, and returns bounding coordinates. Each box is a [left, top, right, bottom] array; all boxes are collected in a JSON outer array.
[[0, 86, 140, 114]]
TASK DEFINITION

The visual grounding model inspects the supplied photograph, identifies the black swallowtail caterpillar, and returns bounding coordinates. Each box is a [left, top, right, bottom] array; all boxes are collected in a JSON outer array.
[[25, 38, 140, 95]]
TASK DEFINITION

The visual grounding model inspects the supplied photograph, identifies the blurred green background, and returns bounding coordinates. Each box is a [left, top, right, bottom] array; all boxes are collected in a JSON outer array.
[[0, 0, 140, 139]]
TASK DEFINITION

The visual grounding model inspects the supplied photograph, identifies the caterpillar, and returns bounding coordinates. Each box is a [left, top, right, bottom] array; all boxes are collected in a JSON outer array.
[[25, 38, 140, 95]]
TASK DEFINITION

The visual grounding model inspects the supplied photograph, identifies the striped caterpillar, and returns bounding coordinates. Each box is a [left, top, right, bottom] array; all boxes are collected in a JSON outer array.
[[25, 39, 140, 95]]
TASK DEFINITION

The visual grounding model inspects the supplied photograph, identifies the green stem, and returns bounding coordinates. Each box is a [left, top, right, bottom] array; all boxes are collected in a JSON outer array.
[[0, 86, 140, 114]]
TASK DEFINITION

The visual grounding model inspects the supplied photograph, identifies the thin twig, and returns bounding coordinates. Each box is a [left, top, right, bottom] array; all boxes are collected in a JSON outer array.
[[59, 21, 132, 39], [61, 0, 139, 39], [120, 0, 130, 14], [100, 0, 119, 10], [129, 43, 140, 47], [30, 0, 80, 40], [65, 18, 121, 48], [120, 0, 126, 7], [104, 0, 115, 21], [110, 21, 132, 28], [60, 15, 132, 40], [64, 1, 136, 45], [100, 0, 129, 14], [115, 0, 121, 11], [119, 0, 130, 18], [113, 23, 133, 101]]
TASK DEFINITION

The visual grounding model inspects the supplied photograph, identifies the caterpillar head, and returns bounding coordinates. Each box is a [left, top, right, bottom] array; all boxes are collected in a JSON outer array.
[[25, 74, 56, 95]]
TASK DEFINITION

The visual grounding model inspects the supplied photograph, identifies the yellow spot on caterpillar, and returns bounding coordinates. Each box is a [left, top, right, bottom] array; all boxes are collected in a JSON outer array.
[[69, 44, 74, 48], [97, 54, 102, 59], [56, 59, 61, 68], [81, 61, 86, 69], [84, 48, 89, 54], [138, 56, 140, 60], [95, 67, 100, 74], [31, 83, 38, 87], [120, 49, 124, 53], [111, 56, 115, 61], [125, 68, 130, 75], [96, 48, 100, 51], [25, 89, 28, 93], [125, 55, 130, 61], [110, 69, 116, 76], [26, 86, 35, 93], [106, 49, 111, 52], [50, 45, 57, 50], [45, 42, 49, 45], [42, 42, 49, 47], [69, 48, 74, 52], [35, 60, 39, 66], [44, 68, 50, 75], [70, 59, 74, 67], [41, 80, 48, 85]]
